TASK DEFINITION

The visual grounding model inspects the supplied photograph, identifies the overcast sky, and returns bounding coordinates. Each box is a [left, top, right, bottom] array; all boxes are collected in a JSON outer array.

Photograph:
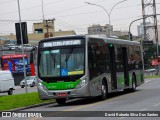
[[0, 0, 160, 36]]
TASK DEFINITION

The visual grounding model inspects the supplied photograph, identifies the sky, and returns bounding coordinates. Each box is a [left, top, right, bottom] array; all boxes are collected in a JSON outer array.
[[0, 0, 160, 36]]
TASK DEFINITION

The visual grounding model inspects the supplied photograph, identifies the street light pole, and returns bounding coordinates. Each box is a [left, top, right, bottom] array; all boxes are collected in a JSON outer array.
[[17, 0, 28, 93], [85, 0, 127, 37]]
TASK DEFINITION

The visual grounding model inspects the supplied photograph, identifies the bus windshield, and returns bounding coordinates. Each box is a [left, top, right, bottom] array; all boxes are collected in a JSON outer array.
[[39, 47, 84, 77]]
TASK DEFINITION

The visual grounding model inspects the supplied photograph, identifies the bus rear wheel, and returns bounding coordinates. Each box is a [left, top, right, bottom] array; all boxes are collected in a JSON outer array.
[[100, 80, 108, 100], [56, 98, 66, 105]]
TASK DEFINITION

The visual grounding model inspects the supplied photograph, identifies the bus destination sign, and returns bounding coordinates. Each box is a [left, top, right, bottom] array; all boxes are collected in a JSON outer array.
[[43, 40, 81, 48]]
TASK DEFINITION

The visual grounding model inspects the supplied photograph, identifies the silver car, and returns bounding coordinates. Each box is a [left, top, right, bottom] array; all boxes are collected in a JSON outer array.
[[20, 76, 36, 88], [18, 44, 33, 51]]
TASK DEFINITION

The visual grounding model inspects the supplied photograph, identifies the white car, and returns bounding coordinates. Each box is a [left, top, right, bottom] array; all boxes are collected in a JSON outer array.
[[20, 76, 36, 88], [145, 68, 156, 72], [0, 70, 15, 95]]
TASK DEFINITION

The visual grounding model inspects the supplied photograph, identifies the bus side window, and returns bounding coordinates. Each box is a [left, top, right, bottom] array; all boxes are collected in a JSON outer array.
[[89, 44, 96, 68]]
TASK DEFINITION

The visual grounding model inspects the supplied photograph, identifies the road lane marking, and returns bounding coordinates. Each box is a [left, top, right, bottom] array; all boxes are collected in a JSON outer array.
[[153, 103, 160, 107], [145, 80, 151, 83]]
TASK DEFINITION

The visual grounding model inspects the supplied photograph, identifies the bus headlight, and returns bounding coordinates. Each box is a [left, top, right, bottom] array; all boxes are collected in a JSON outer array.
[[80, 76, 88, 87], [38, 83, 46, 89], [81, 79, 87, 87]]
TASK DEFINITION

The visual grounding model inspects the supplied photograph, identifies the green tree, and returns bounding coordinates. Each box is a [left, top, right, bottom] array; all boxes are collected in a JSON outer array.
[[143, 43, 159, 69]]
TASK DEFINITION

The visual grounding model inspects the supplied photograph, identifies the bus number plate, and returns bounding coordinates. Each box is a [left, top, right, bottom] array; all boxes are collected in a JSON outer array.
[[56, 93, 67, 97]]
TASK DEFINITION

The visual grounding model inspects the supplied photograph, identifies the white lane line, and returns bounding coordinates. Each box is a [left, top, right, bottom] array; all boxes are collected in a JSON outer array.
[[139, 108, 148, 111], [145, 80, 151, 83], [153, 103, 160, 107]]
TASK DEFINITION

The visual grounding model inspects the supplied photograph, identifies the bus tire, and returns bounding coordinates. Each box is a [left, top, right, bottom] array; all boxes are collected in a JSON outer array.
[[131, 75, 136, 92], [56, 98, 66, 105], [100, 80, 108, 100]]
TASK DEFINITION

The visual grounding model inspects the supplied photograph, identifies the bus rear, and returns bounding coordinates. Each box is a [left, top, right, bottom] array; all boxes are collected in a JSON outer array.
[[37, 36, 89, 104]]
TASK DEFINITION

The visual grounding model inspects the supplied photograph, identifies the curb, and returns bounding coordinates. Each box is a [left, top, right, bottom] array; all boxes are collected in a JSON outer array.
[[7, 101, 56, 111]]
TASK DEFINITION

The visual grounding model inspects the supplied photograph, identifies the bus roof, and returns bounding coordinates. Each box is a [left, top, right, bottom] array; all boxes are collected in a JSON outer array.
[[86, 35, 140, 46], [39, 35, 140, 46]]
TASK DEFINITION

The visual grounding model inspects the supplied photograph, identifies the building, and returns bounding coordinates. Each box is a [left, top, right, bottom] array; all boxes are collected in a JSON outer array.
[[112, 30, 128, 37], [1, 20, 76, 45], [88, 24, 128, 37], [33, 19, 55, 38], [88, 24, 112, 36]]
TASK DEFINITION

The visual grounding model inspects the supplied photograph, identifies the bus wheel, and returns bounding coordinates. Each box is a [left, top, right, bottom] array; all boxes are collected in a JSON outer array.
[[100, 80, 107, 100], [8, 89, 13, 95], [56, 98, 66, 105], [131, 75, 136, 92]]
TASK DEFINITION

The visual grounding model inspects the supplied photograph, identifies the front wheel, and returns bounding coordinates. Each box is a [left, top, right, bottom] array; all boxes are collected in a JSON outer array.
[[56, 98, 66, 105], [31, 82, 35, 87], [8, 89, 13, 95]]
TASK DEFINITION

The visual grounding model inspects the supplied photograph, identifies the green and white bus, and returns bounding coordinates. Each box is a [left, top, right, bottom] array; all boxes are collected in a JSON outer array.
[[37, 35, 144, 104]]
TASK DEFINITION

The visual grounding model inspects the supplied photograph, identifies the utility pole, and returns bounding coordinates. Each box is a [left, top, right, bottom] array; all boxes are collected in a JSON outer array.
[[141, 0, 159, 74], [17, 0, 28, 93], [44, 19, 55, 38]]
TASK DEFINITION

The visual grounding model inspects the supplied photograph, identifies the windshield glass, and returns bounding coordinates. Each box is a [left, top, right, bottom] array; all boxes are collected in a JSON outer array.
[[39, 47, 84, 77]]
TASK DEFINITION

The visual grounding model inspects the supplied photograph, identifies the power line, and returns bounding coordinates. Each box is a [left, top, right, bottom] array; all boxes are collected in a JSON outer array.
[[0, 0, 65, 16]]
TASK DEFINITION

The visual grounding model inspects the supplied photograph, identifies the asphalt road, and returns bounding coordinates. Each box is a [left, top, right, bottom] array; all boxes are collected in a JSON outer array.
[[24, 78, 160, 120], [1, 78, 160, 120]]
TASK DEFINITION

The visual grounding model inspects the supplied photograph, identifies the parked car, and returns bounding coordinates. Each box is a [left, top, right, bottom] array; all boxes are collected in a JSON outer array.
[[20, 76, 36, 88], [145, 68, 156, 72], [0, 70, 15, 95], [18, 44, 33, 51], [2, 44, 18, 50]]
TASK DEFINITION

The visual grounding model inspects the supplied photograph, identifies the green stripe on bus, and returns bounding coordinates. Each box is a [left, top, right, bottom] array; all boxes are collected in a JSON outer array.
[[42, 79, 81, 90]]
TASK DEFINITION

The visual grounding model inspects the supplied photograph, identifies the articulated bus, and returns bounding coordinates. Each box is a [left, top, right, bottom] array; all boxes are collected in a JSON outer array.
[[37, 35, 144, 104]]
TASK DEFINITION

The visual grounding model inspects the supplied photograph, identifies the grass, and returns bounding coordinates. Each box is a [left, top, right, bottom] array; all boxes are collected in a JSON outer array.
[[144, 75, 160, 79], [0, 92, 54, 111]]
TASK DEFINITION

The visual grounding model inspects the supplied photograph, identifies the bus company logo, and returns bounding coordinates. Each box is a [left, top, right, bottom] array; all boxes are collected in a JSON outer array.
[[2, 112, 11, 117]]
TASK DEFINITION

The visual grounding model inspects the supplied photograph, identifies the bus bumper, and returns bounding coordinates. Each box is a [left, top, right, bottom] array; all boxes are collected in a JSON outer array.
[[37, 83, 90, 100]]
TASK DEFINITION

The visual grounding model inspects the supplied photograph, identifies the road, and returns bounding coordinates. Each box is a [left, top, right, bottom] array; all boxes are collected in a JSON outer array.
[[1, 78, 160, 120], [24, 78, 160, 120]]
